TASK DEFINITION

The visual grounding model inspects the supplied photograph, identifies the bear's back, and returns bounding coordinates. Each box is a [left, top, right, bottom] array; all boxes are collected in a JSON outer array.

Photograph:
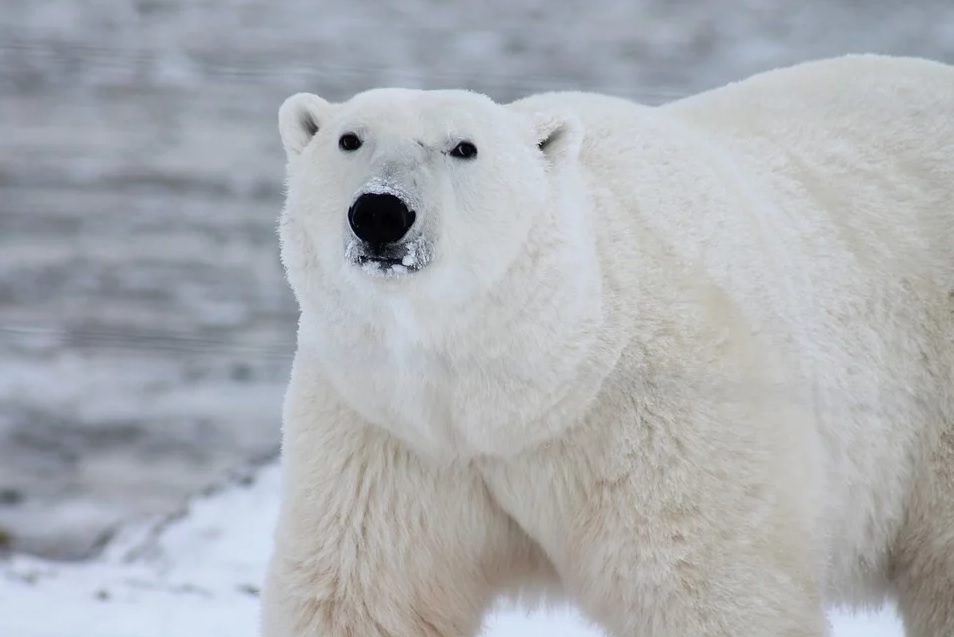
[[515, 56, 954, 597], [664, 54, 954, 276], [667, 54, 954, 595]]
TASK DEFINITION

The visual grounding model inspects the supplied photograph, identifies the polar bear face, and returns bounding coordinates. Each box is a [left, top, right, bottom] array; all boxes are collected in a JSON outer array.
[[277, 88, 598, 456], [277, 88, 583, 317]]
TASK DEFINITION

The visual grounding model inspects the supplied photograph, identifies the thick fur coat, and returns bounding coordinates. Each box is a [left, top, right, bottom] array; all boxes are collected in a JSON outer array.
[[262, 54, 954, 636]]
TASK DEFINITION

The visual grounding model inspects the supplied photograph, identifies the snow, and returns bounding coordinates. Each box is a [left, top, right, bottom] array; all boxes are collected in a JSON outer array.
[[0, 462, 905, 637]]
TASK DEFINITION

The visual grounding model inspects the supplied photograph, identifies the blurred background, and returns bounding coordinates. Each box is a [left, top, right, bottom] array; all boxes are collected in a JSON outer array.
[[1, 0, 953, 562]]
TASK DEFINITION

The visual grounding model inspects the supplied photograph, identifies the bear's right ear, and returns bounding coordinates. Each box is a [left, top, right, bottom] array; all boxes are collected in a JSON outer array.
[[278, 93, 334, 158], [529, 110, 583, 165]]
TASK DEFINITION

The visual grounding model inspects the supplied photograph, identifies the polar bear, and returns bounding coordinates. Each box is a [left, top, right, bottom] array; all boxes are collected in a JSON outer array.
[[262, 54, 954, 637]]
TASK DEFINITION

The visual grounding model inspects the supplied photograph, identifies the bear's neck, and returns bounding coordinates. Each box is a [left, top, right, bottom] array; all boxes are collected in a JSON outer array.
[[297, 206, 623, 461]]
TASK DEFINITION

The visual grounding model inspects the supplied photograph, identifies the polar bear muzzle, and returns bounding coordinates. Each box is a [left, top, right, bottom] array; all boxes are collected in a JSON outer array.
[[344, 191, 431, 277]]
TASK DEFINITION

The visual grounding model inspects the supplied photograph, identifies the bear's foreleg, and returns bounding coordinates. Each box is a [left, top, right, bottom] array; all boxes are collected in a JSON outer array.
[[261, 362, 549, 637]]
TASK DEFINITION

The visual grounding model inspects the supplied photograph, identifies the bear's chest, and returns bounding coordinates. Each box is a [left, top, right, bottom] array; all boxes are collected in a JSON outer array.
[[319, 333, 596, 461], [347, 342, 459, 458]]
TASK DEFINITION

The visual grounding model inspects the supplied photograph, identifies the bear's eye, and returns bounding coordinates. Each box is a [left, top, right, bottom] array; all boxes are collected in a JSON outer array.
[[338, 133, 363, 152], [449, 141, 477, 160]]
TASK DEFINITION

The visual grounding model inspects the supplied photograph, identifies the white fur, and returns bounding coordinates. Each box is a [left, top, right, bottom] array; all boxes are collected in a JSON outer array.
[[263, 55, 954, 637]]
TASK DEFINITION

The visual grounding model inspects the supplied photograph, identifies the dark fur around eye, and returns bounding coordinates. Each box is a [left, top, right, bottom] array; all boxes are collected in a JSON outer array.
[[449, 141, 477, 159], [339, 133, 362, 151]]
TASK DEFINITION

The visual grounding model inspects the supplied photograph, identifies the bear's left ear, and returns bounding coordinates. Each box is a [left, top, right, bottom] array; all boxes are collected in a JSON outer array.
[[278, 92, 335, 158], [529, 110, 583, 165]]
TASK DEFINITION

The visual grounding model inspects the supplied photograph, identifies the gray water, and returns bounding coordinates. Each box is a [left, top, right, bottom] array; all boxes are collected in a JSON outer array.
[[2, 0, 953, 559]]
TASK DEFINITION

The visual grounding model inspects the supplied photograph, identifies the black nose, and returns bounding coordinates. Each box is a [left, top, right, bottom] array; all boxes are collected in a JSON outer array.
[[348, 193, 416, 246]]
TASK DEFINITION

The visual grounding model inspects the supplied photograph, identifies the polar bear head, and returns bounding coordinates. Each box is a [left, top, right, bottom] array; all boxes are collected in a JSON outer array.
[[277, 89, 588, 330], [276, 88, 615, 456]]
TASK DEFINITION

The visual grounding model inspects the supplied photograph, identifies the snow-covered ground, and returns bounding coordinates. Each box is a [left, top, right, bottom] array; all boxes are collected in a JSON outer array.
[[0, 462, 905, 637]]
